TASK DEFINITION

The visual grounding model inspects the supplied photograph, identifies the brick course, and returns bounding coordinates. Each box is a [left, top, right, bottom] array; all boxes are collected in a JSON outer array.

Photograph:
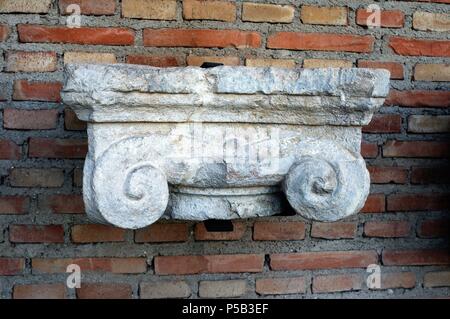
[[0, 0, 448, 299]]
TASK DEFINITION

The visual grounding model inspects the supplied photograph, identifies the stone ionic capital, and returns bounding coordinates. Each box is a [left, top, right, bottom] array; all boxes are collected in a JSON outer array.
[[61, 64, 390, 229], [283, 140, 370, 221]]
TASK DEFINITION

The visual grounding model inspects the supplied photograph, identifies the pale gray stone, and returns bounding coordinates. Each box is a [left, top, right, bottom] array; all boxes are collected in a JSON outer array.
[[61, 63, 390, 229]]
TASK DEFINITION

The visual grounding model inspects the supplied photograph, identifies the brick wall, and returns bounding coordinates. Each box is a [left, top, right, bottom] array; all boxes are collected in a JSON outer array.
[[0, 0, 449, 299]]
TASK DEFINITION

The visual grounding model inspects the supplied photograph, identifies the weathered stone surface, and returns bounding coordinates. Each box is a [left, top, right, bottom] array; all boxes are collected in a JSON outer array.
[[61, 63, 389, 229], [283, 140, 370, 221]]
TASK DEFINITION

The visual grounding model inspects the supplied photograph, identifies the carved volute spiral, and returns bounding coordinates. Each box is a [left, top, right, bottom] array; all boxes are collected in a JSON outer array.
[[283, 140, 370, 221], [91, 137, 169, 229]]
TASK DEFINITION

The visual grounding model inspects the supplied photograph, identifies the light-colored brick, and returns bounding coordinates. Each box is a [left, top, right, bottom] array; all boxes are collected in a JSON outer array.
[[199, 280, 247, 298], [4, 108, 58, 130], [76, 283, 132, 299], [245, 58, 296, 68], [122, 0, 176, 20], [13, 284, 66, 299], [303, 59, 352, 68], [313, 274, 362, 293], [9, 168, 64, 188], [301, 6, 348, 25], [64, 52, 117, 64], [256, 277, 306, 295], [0, 0, 52, 13], [140, 281, 191, 299], [372, 272, 416, 290], [413, 11, 450, 32], [187, 55, 240, 66], [424, 271, 450, 287], [6, 51, 57, 72], [242, 3, 294, 23], [183, 0, 236, 22], [59, 0, 116, 16], [414, 64, 450, 82], [408, 115, 450, 133]]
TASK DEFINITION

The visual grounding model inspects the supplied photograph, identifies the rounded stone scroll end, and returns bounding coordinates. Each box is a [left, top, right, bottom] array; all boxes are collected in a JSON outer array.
[[283, 141, 370, 222], [91, 137, 169, 229]]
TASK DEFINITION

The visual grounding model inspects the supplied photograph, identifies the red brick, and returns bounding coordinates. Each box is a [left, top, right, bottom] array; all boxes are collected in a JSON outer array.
[[59, 0, 116, 15], [358, 60, 404, 79], [383, 140, 450, 158], [0, 139, 21, 160], [311, 222, 357, 239], [364, 221, 410, 238], [4, 108, 58, 130], [29, 138, 87, 159], [385, 90, 450, 108], [376, 272, 416, 290], [13, 284, 66, 299], [0, 258, 25, 275], [356, 9, 404, 28], [76, 283, 132, 299], [253, 221, 306, 241], [411, 166, 450, 184], [135, 223, 189, 243], [10, 225, 64, 243], [363, 114, 402, 133], [0, 24, 9, 42], [195, 221, 246, 241], [255, 277, 306, 295], [361, 141, 378, 158], [389, 36, 450, 57], [18, 25, 134, 46], [418, 219, 449, 238], [71, 224, 126, 243], [13, 80, 62, 102], [382, 249, 450, 266], [32, 258, 147, 274], [0, 196, 29, 214], [267, 32, 374, 53], [368, 166, 408, 184], [387, 193, 450, 212], [64, 108, 86, 131], [143, 28, 261, 48], [313, 274, 362, 293], [360, 194, 385, 213], [40, 194, 85, 214], [270, 250, 378, 270], [154, 254, 264, 275], [126, 55, 183, 67]]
